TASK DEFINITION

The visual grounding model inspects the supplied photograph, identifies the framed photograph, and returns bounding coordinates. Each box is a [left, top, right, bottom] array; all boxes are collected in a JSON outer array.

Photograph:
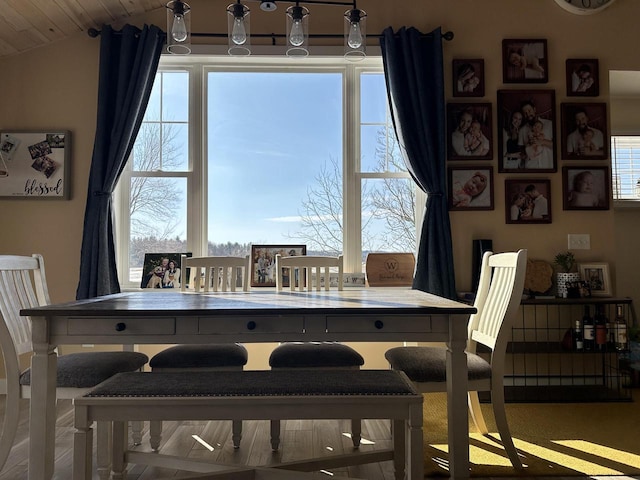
[[250, 244, 306, 287], [140, 252, 191, 289], [578, 263, 611, 297], [497, 90, 556, 173], [566, 59, 599, 97], [448, 166, 494, 210], [0, 131, 70, 199], [502, 39, 548, 83], [562, 166, 610, 210], [452, 59, 484, 97], [447, 103, 492, 160], [560, 102, 608, 160], [504, 179, 552, 224]]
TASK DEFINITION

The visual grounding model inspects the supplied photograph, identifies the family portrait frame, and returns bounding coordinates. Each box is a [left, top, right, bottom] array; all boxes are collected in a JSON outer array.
[[0, 130, 71, 199], [446, 102, 493, 160], [504, 178, 552, 224], [502, 39, 548, 84], [497, 89, 556, 173], [560, 102, 608, 160], [250, 244, 306, 287], [578, 262, 611, 297], [140, 252, 190, 289], [448, 166, 494, 211], [452, 59, 485, 97], [562, 166, 610, 210], [566, 59, 599, 97]]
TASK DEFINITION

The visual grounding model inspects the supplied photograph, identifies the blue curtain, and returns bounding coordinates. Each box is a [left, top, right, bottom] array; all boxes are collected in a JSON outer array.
[[380, 26, 456, 299], [76, 24, 165, 299]]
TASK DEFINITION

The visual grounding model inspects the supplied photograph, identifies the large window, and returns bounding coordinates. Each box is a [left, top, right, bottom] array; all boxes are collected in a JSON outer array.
[[116, 55, 418, 288], [611, 136, 640, 202]]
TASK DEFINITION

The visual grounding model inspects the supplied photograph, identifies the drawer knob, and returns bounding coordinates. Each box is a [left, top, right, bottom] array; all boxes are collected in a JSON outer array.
[[374, 320, 384, 330], [247, 321, 257, 330], [115, 322, 127, 332]]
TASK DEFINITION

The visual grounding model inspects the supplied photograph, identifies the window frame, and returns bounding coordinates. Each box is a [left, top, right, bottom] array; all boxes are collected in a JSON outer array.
[[611, 135, 640, 208], [115, 50, 417, 289]]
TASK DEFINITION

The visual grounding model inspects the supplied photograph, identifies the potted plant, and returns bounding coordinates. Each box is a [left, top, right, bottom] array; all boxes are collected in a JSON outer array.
[[553, 251, 580, 298]]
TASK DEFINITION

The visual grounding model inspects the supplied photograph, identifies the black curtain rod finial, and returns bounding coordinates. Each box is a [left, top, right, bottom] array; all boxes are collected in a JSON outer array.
[[88, 27, 101, 38]]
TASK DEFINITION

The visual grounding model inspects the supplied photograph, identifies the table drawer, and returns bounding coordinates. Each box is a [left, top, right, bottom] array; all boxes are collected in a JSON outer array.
[[326, 314, 445, 333], [67, 317, 176, 335], [198, 316, 304, 334]]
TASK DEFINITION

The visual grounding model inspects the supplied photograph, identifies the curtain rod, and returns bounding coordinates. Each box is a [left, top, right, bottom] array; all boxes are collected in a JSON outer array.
[[88, 28, 454, 41]]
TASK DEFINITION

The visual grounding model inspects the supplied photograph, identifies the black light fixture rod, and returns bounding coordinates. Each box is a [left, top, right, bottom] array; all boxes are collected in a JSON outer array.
[[88, 28, 454, 42]]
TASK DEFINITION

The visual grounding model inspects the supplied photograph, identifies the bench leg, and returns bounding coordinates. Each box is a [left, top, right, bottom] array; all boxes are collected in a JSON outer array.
[[96, 421, 111, 480], [270, 420, 281, 451], [131, 420, 143, 445], [350, 418, 361, 448], [392, 419, 406, 480], [150, 420, 162, 451], [111, 421, 127, 480], [72, 424, 93, 480], [407, 403, 424, 480], [232, 420, 242, 449]]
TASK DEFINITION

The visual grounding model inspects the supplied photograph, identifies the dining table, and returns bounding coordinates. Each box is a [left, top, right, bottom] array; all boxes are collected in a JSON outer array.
[[21, 287, 476, 480]]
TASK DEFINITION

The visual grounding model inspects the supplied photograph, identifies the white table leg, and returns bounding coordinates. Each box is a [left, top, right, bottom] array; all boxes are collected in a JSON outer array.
[[447, 313, 470, 479], [29, 315, 57, 480]]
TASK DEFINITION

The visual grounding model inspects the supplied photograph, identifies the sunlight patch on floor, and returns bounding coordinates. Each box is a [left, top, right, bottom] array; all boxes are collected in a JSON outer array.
[[192, 434, 215, 451], [553, 440, 640, 469]]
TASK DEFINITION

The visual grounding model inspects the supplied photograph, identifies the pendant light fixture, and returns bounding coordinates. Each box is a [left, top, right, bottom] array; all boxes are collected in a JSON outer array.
[[166, 0, 191, 55], [227, 1, 251, 56], [344, 4, 366, 59], [285, 2, 309, 57]]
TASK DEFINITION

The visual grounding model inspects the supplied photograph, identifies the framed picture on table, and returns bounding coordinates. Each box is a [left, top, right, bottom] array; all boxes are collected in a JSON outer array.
[[448, 166, 494, 211], [579, 263, 611, 297], [140, 252, 191, 289], [250, 244, 306, 287]]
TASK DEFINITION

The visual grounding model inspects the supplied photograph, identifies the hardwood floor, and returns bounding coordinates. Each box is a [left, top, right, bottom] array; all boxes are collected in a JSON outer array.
[[0, 398, 397, 479]]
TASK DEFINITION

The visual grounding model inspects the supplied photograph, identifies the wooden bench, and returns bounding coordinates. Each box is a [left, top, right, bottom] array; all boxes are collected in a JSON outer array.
[[72, 370, 423, 480]]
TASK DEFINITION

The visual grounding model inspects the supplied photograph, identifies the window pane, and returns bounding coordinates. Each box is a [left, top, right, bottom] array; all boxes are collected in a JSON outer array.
[[361, 124, 402, 172], [361, 73, 388, 123], [128, 177, 187, 283], [207, 71, 343, 254], [611, 136, 640, 200], [362, 178, 416, 254], [162, 123, 188, 171], [162, 72, 189, 122]]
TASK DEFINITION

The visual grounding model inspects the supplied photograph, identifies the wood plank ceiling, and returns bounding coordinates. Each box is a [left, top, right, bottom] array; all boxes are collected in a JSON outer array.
[[0, 0, 166, 58]]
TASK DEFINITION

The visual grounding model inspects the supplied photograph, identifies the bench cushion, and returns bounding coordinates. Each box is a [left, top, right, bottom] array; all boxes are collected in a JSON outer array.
[[385, 346, 491, 383], [149, 343, 248, 369], [19, 351, 149, 388], [83, 370, 417, 398], [269, 342, 364, 368]]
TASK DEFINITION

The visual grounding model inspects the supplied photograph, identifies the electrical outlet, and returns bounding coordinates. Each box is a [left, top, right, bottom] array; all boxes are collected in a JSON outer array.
[[568, 234, 590, 250]]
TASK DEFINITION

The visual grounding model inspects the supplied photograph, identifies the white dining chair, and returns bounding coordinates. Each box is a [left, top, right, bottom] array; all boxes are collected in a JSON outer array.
[[148, 254, 250, 450], [384, 249, 527, 469], [0, 254, 149, 479], [269, 254, 364, 450]]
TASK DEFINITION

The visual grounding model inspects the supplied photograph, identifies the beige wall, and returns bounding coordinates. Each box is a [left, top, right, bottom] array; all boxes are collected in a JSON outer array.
[[1, 0, 639, 367]]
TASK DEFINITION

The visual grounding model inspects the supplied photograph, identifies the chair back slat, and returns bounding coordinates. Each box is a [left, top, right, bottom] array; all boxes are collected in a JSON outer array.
[[0, 254, 50, 359], [181, 255, 250, 293], [468, 250, 527, 355], [275, 255, 344, 292]]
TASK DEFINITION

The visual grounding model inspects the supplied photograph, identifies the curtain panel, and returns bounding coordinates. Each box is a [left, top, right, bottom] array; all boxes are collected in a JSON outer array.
[[76, 24, 165, 299], [380, 26, 456, 299]]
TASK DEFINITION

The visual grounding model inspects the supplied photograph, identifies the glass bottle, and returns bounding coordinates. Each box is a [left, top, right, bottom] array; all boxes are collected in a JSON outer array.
[[595, 305, 608, 351], [615, 304, 628, 351], [583, 305, 594, 351], [573, 319, 584, 351]]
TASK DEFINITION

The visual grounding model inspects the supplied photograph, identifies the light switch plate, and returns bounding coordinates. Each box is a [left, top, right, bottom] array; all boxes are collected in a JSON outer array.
[[568, 234, 590, 250]]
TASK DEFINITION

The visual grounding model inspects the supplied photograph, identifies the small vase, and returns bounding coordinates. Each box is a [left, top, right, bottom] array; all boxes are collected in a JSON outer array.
[[556, 272, 581, 298]]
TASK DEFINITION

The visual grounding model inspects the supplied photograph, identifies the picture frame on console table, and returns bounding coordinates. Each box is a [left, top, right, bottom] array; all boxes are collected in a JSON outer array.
[[578, 263, 611, 297], [0, 131, 70, 199], [250, 244, 306, 287]]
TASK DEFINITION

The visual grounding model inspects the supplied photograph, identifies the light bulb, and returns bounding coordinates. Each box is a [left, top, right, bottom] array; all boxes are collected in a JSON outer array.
[[231, 16, 247, 45], [347, 21, 362, 49], [289, 18, 305, 47], [171, 13, 188, 42]]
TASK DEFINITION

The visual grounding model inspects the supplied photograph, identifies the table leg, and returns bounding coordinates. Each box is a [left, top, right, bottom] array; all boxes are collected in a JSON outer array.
[[447, 314, 470, 479], [29, 327, 57, 480]]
